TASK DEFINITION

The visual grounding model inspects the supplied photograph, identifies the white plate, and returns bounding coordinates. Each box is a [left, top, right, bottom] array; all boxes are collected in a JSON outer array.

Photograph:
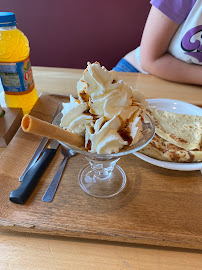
[[133, 99, 202, 171]]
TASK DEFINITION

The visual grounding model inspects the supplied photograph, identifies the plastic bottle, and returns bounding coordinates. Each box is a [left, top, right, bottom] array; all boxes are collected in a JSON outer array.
[[0, 12, 38, 115]]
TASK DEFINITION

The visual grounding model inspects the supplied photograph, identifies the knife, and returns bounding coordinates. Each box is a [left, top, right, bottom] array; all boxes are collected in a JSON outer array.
[[19, 103, 61, 182], [10, 140, 60, 204]]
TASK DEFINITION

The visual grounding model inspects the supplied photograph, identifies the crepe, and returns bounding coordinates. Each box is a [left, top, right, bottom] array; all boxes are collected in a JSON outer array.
[[140, 134, 202, 163], [139, 107, 202, 163], [147, 107, 202, 150]]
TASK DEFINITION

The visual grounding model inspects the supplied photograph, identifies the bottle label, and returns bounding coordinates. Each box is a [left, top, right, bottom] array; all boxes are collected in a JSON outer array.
[[0, 56, 35, 95]]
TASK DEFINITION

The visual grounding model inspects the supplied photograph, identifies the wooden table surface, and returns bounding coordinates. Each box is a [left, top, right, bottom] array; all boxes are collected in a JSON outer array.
[[0, 67, 202, 269]]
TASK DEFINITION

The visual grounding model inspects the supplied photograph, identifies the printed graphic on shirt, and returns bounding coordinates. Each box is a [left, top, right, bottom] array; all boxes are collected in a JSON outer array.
[[181, 25, 202, 63]]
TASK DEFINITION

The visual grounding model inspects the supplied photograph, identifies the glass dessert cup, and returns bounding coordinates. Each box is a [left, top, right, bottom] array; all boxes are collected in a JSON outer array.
[[53, 113, 155, 198]]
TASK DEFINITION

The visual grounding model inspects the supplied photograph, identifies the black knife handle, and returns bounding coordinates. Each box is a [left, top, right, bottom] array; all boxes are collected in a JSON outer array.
[[10, 148, 57, 204]]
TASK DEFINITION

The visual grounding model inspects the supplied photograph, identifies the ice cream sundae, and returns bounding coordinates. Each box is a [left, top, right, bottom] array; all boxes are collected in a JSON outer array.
[[60, 62, 147, 154]]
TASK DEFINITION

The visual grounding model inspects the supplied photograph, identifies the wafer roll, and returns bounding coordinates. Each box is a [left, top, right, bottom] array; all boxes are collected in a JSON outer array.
[[21, 114, 84, 148]]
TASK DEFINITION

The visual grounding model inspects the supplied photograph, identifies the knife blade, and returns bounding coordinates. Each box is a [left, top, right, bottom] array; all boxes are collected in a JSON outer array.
[[19, 103, 61, 182], [10, 140, 60, 204]]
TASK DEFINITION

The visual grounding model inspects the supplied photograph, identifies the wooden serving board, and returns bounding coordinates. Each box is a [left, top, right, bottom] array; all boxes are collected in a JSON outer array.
[[0, 93, 202, 250]]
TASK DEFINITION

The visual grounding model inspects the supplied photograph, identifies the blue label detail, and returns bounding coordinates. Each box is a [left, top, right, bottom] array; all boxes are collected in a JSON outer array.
[[0, 57, 34, 93]]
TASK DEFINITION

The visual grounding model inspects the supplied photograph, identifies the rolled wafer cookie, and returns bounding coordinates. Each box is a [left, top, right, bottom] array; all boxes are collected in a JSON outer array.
[[21, 114, 84, 148]]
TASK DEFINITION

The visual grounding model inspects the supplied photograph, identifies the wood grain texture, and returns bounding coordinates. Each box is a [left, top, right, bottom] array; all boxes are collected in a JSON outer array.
[[32, 66, 202, 106], [0, 230, 202, 270], [0, 93, 201, 250], [0, 107, 23, 147]]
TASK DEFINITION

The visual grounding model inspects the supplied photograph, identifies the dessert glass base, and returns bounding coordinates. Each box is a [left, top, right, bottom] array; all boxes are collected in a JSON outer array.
[[79, 158, 126, 198], [53, 113, 155, 198]]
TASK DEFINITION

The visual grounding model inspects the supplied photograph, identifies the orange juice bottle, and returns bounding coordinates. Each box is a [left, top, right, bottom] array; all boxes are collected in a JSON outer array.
[[0, 12, 38, 115]]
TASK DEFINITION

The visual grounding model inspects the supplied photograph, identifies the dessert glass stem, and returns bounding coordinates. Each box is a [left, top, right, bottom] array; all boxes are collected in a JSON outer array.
[[86, 157, 120, 180], [78, 157, 126, 198]]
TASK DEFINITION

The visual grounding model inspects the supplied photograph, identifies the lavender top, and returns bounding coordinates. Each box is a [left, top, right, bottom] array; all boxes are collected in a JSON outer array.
[[132, 0, 201, 71], [150, 0, 197, 24]]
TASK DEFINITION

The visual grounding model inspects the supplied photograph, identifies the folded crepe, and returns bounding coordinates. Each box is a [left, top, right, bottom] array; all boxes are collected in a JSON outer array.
[[139, 108, 202, 163]]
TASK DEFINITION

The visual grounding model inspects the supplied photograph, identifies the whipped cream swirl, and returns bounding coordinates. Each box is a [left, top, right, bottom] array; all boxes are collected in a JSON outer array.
[[60, 62, 147, 154]]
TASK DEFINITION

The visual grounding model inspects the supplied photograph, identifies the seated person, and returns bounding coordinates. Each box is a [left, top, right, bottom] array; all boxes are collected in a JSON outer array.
[[113, 0, 202, 85]]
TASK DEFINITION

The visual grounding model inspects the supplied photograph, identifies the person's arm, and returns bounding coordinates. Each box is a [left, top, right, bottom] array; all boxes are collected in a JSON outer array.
[[139, 6, 202, 85]]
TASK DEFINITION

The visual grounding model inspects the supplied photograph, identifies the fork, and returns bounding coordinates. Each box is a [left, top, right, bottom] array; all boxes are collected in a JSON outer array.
[[42, 147, 76, 202]]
